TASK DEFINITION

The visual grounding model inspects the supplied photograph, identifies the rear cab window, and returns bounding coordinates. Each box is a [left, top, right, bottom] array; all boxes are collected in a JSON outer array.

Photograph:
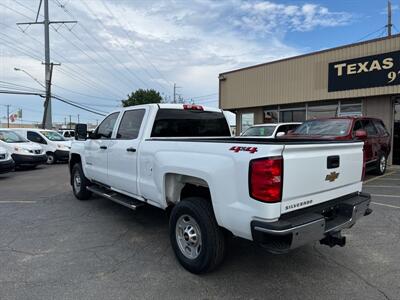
[[151, 109, 231, 137]]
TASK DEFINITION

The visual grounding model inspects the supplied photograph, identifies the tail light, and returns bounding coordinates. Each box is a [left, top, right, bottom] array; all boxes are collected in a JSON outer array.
[[249, 156, 283, 203], [183, 104, 203, 111]]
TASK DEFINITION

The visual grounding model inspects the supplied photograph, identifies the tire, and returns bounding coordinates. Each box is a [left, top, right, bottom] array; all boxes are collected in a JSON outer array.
[[46, 153, 56, 165], [374, 154, 387, 175], [169, 197, 226, 274], [71, 163, 92, 200]]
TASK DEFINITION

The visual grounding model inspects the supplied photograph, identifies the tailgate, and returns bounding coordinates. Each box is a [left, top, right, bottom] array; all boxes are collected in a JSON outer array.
[[281, 142, 364, 214]]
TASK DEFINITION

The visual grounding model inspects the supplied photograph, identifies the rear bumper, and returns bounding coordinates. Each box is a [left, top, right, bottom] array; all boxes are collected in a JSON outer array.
[[251, 192, 371, 253], [11, 154, 47, 166], [54, 150, 69, 161], [0, 159, 15, 173]]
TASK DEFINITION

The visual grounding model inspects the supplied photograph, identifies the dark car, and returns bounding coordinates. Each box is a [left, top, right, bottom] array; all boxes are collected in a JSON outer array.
[[286, 117, 391, 175]]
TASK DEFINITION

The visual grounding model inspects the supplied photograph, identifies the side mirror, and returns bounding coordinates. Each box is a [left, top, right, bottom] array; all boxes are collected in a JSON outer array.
[[276, 132, 285, 137], [75, 124, 88, 141], [355, 129, 367, 140]]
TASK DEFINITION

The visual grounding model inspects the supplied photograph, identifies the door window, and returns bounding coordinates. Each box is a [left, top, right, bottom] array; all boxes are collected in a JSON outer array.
[[373, 120, 389, 136], [362, 120, 378, 136], [96, 113, 119, 139], [116, 109, 145, 139], [27, 131, 47, 144]]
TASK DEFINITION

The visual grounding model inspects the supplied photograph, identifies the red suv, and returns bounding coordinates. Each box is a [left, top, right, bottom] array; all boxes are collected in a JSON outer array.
[[287, 117, 391, 175]]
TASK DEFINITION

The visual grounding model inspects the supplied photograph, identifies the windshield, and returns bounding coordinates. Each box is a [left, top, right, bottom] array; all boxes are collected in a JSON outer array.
[[0, 130, 28, 143], [242, 126, 276, 136], [293, 119, 351, 137], [40, 131, 66, 141]]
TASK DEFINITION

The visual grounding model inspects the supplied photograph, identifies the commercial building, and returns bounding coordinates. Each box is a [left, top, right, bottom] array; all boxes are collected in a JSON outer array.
[[219, 34, 400, 164]]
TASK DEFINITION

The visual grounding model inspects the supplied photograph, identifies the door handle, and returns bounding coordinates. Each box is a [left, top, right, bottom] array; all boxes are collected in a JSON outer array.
[[126, 147, 136, 152], [99, 146, 107, 150]]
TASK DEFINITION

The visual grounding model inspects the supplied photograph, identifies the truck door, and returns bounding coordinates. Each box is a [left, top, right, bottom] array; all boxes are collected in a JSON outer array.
[[107, 108, 146, 196], [84, 112, 119, 184], [362, 119, 379, 164]]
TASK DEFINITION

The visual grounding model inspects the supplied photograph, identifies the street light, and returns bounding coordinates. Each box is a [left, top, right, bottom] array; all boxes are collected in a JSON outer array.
[[14, 67, 46, 89]]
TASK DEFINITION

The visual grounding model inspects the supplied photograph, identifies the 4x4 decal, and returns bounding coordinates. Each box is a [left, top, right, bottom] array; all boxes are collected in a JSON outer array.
[[229, 146, 258, 154]]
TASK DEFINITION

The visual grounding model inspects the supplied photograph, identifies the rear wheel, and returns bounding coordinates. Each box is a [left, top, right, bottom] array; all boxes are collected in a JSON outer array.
[[169, 197, 226, 274], [72, 163, 92, 200], [374, 154, 387, 175]]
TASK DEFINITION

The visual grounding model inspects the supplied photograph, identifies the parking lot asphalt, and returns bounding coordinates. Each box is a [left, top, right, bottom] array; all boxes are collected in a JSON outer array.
[[0, 165, 399, 300]]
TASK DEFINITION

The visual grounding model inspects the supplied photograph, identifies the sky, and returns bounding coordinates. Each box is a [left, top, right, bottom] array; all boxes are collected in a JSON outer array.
[[0, 0, 399, 126]]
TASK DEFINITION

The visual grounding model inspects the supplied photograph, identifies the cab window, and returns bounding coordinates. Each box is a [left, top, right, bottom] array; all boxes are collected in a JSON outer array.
[[362, 120, 378, 136], [96, 113, 119, 139], [116, 109, 145, 139], [27, 131, 47, 144]]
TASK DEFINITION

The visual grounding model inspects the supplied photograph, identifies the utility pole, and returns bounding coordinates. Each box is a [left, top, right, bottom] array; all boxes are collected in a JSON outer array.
[[16, 0, 77, 129], [6, 105, 10, 128], [69, 115, 72, 129], [77, 114, 80, 123], [173, 83, 181, 104], [387, 0, 393, 36]]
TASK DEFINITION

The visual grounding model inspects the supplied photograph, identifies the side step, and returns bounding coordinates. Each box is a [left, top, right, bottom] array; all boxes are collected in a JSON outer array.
[[87, 185, 145, 210]]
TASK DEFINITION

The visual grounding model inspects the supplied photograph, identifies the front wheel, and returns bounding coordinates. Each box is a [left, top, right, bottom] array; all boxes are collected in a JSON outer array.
[[374, 154, 387, 175], [71, 163, 92, 200], [46, 153, 56, 165], [169, 197, 226, 274]]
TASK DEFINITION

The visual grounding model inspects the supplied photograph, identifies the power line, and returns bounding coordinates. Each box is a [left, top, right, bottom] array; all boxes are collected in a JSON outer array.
[[0, 23, 124, 99], [0, 3, 122, 102], [100, 0, 172, 90], [52, 0, 152, 91], [354, 26, 387, 43], [80, 0, 157, 90]]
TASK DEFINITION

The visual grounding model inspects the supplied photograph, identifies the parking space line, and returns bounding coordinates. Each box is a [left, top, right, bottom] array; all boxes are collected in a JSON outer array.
[[364, 185, 400, 188], [0, 201, 37, 204], [370, 194, 400, 198], [363, 171, 396, 184], [371, 202, 400, 209]]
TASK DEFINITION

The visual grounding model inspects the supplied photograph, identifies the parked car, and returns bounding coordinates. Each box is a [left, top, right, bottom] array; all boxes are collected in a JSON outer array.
[[287, 117, 391, 175], [241, 122, 301, 137], [14, 129, 71, 165], [0, 145, 15, 174], [58, 129, 75, 140], [0, 129, 46, 168], [69, 104, 371, 274]]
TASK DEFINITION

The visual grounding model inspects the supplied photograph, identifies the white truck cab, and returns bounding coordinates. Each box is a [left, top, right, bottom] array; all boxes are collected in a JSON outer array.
[[58, 129, 75, 140], [69, 104, 371, 274], [15, 128, 71, 165], [0, 129, 46, 168], [0, 145, 15, 174], [241, 122, 302, 138]]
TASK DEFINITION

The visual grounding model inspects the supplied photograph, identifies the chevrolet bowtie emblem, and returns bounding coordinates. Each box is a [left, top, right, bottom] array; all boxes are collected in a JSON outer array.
[[325, 171, 339, 182]]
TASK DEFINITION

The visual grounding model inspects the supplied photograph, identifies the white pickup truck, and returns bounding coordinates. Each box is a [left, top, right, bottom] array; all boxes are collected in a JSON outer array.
[[69, 104, 372, 273]]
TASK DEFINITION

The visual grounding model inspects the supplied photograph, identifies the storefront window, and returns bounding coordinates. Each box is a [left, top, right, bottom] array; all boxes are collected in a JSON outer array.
[[339, 100, 362, 116], [241, 113, 254, 133], [308, 103, 338, 119], [280, 110, 306, 122], [264, 110, 278, 123]]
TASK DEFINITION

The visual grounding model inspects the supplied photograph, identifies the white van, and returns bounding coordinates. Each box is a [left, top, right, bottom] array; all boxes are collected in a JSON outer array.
[[0, 129, 46, 168], [0, 145, 15, 174], [14, 129, 71, 165]]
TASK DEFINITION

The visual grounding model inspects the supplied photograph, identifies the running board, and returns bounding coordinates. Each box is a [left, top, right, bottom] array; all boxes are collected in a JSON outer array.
[[87, 185, 145, 210]]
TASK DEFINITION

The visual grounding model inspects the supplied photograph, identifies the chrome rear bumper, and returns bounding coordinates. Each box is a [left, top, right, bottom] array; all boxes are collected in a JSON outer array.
[[251, 192, 371, 253]]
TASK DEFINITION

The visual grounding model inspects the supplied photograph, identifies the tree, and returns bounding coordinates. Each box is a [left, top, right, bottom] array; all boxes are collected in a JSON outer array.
[[121, 89, 162, 107]]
